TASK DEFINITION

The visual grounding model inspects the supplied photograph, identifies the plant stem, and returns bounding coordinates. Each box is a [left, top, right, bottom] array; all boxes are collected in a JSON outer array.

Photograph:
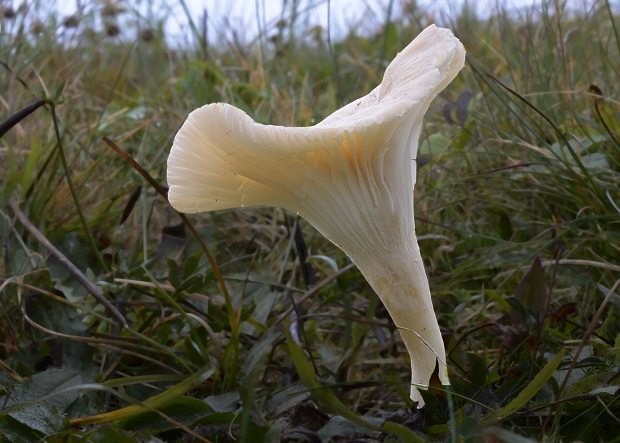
[[445, 384, 457, 443], [50, 105, 109, 273]]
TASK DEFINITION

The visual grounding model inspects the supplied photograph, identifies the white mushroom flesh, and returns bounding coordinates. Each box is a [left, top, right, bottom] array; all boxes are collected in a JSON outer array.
[[167, 25, 466, 406]]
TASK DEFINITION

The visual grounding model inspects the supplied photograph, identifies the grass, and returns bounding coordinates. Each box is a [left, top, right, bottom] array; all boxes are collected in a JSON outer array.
[[1, 0, 620, 442]]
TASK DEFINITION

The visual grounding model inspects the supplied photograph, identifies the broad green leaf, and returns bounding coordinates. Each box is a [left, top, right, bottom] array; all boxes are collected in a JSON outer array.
[[460, 417, 484, 439], [92, 425, 146, 443], [263, 383, 310, 416], [383, 421, 428, 443], [318, 415, 383, 442], [183, 250, 203, 278], [422, 133, 451, 156], [567, 372, 617, 396], [0, 369, 79, 435], [167, 258, 181, 288], [285, 332, 382, 432], [69, 365, 214, 426], [45, 430, 84, 443], [114, 396, 213, 433], [482, 350, 565, 424], [428, 424, 450, 435], [7, 404, 66, 435], [452, 121, 474, 150], [190, 411, 267, 443], [467, 353, 487, 388], [204, 391, 240, 412], [53, 81, 67, 102], [0, 369, 80, 412], [485, 290, 511, 312], [240, 327, 281, 381], [418, 390, 438, 420], [264, 424, 281, 443], [0, 415, 44, 443], [513, 257, 547, 322]]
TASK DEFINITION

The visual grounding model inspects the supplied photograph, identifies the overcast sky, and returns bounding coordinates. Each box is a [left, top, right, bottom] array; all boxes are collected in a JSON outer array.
[[52, 0, 595, 44]]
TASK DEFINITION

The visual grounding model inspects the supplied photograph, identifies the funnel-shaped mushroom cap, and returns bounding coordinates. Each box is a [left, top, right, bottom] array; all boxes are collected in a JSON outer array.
[[168, 25, 465, 405]]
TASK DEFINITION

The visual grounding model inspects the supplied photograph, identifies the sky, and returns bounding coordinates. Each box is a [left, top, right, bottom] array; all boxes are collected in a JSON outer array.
[[51, 0, 595, 45]]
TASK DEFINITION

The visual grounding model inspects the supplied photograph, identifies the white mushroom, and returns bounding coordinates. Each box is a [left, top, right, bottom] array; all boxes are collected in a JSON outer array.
[[167, 24, 465, 405]]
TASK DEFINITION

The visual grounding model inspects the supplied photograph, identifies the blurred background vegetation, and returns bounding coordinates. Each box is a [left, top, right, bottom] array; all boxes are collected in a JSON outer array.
[[1, 0, 619, 442]]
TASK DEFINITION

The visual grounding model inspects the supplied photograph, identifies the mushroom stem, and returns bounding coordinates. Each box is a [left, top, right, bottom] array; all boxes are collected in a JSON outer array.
[[351, 234, 446, 405]]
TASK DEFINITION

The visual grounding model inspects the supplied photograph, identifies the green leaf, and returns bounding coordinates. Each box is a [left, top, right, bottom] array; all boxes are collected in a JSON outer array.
[[383, 421, 428, 443], [167, 258, 181, 288], [0, 416, 45, 443], [485, 290, 511, 313], [428, 424, 450, 435], [26, 293, 88, 337], [54, 81, 67, 102], [7, 404, 67, 435], [460, 417, 484, 438], [482, 350, 565, 424], [285, 332, 382, 432], [467, 353, 488, 388], [45, 430, 85, 443], [2, 147, 21, 200], [183, 250, 203, 278], [0, 368, 80, 436], [489, 208, 513, 241], [263, 383, 310, 416], [512, 257, 547, 323], [566, 372, 616, 396], [204, 391, 240, 412], [264, 424, 281, 443], [20, 136, 40, 198], [240, 328, 281, 381], [92, 425, 145, 443], [318, 415, 383, 441], [452, 121, 474, 150], [422, 133, 451, 156], [69, 365, 215, 426], [114, 396, 212, 433]]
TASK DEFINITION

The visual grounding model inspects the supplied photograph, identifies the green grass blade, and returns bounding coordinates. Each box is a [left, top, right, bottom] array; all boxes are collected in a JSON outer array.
[[482, 350, 565, 425]]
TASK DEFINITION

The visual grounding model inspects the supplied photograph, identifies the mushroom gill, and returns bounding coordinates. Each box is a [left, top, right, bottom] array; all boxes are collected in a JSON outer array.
[[167, 24, 466, 405]]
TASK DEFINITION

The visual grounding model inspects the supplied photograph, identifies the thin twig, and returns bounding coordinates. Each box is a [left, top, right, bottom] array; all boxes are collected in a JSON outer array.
[[375, 0, 394, 80], [514, 393, 599, 416], [8, 199, 125, 326], [51, 105, 109, 273], [596, 396, 620, 424], [275, 263, 356, 325], [540, 277, 620, 436], [527, 250, 561, 436], [326, 0, 344, 107], [0, 97, 46, 138], [549, 313, 614, 346], [101, 137, 236, 329], [446, 322, 496, 359], [303, 313, 397, 330], [594, 98, 620, 151]]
